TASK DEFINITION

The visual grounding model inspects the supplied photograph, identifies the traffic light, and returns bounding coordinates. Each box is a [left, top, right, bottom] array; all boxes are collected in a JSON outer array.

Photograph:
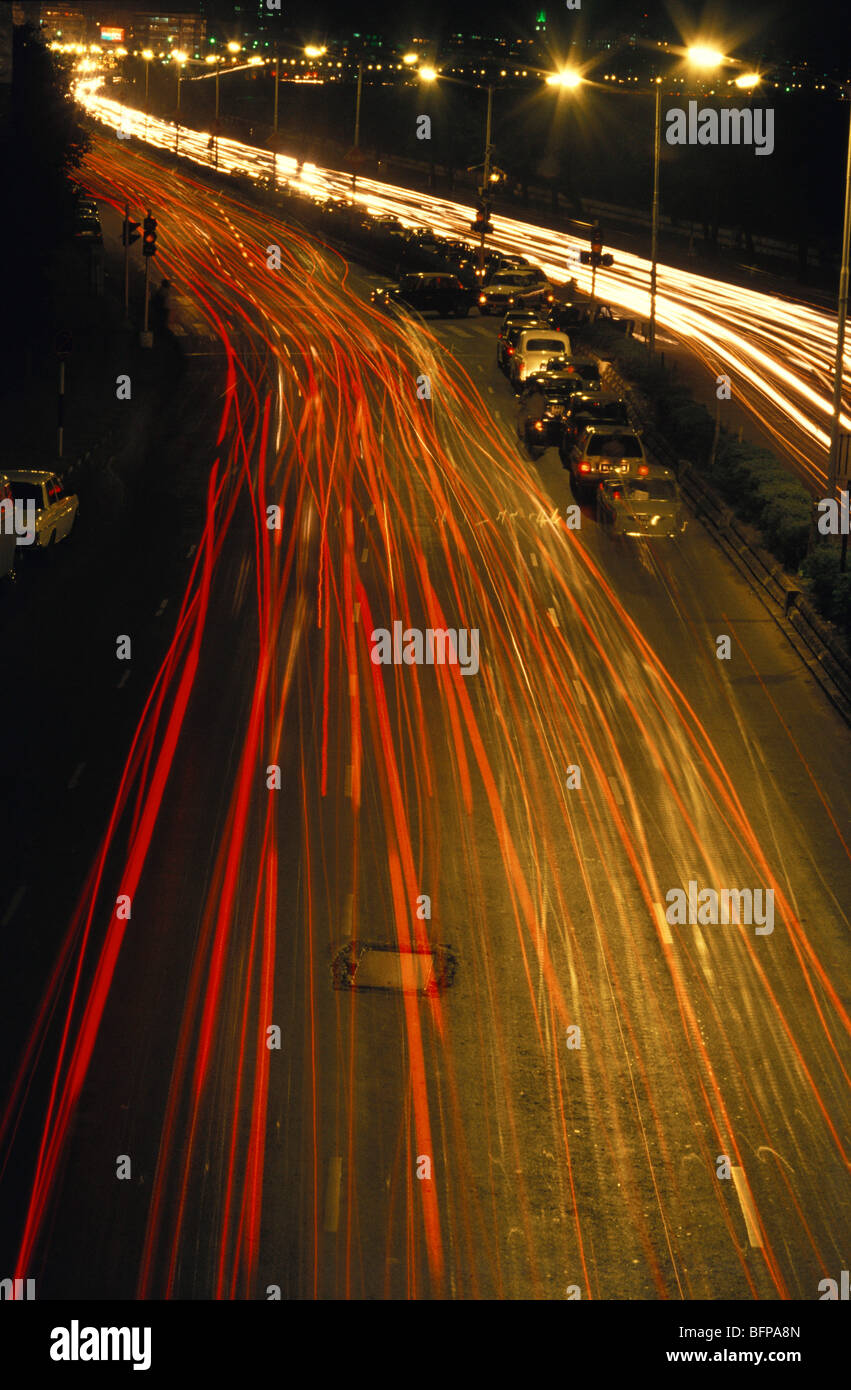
[[470, 196, 493, 236], [122, 217, 140, 247], [142, 215, 157, 256], [579, 226, 614, 270]]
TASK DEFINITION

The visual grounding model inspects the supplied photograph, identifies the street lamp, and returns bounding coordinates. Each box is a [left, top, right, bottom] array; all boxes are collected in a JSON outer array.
[[824, 85, 851, 560], [648, 45, 725, 355], [141, 48, 153, 139], [173, 50, 187, 155], [545, 69, 583, 89]]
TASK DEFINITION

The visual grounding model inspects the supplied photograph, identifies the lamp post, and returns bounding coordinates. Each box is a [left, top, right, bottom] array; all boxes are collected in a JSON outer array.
[[824, 86, 851, 565], [352, 60, 364, 190], [648, 46, 726, 355], [173, 50, 187, 155], [648, 78, 662, 355], [477, 82, 495, 280], [142, 49, 153, 141]]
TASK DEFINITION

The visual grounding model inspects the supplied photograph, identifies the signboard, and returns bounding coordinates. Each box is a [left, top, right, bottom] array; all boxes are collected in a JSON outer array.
[[101, 28, 125, 43]]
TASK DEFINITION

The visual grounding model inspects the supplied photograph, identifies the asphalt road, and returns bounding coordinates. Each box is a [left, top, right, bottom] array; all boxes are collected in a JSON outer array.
[[0, 131, 849, 1302]]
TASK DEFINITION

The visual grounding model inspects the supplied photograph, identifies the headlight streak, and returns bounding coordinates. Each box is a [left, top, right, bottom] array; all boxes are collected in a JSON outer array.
[[2, 112, 848, 1302]]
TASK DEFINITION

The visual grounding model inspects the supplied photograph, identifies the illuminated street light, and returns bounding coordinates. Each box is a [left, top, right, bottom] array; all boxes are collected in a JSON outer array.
[[402, 53, 417, 65], [305, 45, 326, 58], [687, 45, 727, 69], [734, 72, 762, 89], [227, 42, 241, 55], [545, 69, 583, 89], [419, 66, 438, 82]]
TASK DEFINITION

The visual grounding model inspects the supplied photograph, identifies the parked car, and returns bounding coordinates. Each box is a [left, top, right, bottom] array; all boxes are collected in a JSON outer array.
[[3, 470, 79, 548], [596, 464, 686, 538], [477, 266, 554, 315], [567, 426, 647, 492], [73, 210, 102, 244], [517, 377, 583, 450], [371, 272, 477, 318], [496, 310, 547, 369], [510, 329, 573, 388], [560, 392, 631, 455], [549, 300, 635, 337]]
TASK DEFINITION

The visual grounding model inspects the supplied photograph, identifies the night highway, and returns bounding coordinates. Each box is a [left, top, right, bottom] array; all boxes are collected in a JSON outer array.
[[0, 0, 849, 1361]]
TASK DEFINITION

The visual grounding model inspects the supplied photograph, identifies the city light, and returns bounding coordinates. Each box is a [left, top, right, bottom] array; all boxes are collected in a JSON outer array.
[[418, 66, 438, 82], [686, 45, 727, 69], [734, 72, 763, 89], [305, 46, 327, 59], [546, 69, 583, 88]]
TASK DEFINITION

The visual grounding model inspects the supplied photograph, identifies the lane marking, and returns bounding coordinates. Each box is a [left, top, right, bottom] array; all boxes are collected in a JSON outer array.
[[572, 679, 587, 706], [353, 602, 360, 623], [323, 1156, 343, 1233], [360, 547, 368, 563], [345, 765, 353, 797], [547, 606, 559, 627], [731, 1166, 763, 1247], [67, 762, 86, 790], [530, 552, 538, 566], [653, 901, 673, 946], [116, 670, 130, 689], [607, 775, 624, 805], [155, 598, 168, 617]]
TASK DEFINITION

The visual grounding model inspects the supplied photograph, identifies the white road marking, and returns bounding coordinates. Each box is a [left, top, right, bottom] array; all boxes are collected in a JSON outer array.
[[530, 552, 538, 566], [653, 901, 673, 946], [116, 670, 130, 689], [547, 606, 559, 627], [731, 1167, 763, 1247], [67, 762, 86, 790], [345, 765, 353, 797], [360, 547, 368, 563], [607, 775, 624, 805], [572, 679, 587, 706], [155, 598, 168, 617]]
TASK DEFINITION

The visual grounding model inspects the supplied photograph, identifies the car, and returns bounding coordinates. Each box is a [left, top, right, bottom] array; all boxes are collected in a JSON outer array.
[[498, 319, 547, 373], [567, 426, 647, 492], [552, 357, 602, 392], [517, 377, 584, 450], [560, 392, 631, 454], [2, 470, 79, 549], [73, 207, 102, 243], [510, 329, 573, 389], [373, 215, 406, 237], [496, 309, 547, 368], [547, 301, 591, 332], [477, 266, 554, 315], [596, 464, 687, 538], [370, 272, 477, 318]]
